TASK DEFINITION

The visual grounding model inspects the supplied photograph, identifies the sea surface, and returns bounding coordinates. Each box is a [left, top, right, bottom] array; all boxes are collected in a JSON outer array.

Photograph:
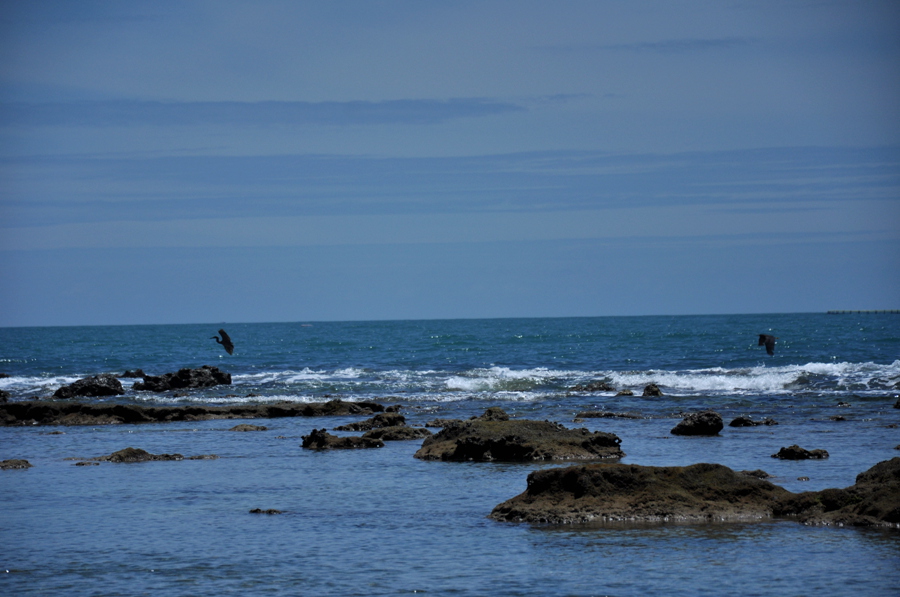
[[1, 313, 899, 596]]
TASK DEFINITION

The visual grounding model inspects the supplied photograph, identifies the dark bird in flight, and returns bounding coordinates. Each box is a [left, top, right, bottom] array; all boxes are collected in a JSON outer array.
[[758, 334, 777, 355], [212, 329, 234, 355]]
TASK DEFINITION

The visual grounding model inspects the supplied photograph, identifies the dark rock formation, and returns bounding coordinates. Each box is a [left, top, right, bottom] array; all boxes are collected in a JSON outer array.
[[671, 411, 724, 436], [426, 418, 463, 428], [475, 407, 510, 421], [133, 366, 231, 392], [117, 369, 146, 378], [490, 462, 791, 524], [575, 411, 643, 420], [301, 428, 384, 450], [334, 412, 405, 431], [95, 447, 184, 462], [413, 414, 623, 462], [772, 445, 829, 460], [362, 426, 433, 441], [729, 416, 777, 427], [615, 389, 634, 396], [229, 424, 267, 432], [571, 381, 615, 392], [250, 508, 283, 515], [0, 398, 389, 426], [1, 459, 32, 470], [0, 389, 9, 403], [894, 397, 899, 409], [773, 458, 900, 527], [642, 384, 663, 397], [53, 374, 124, 399], [741, 469, 772, 479]]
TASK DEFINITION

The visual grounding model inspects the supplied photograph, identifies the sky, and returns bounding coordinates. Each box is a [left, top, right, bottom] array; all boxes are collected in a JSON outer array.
[[0, 0, 898, 326]]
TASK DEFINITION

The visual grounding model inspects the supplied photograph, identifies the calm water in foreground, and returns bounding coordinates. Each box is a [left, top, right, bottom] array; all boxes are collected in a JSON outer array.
[[1, 313, 899, 596]]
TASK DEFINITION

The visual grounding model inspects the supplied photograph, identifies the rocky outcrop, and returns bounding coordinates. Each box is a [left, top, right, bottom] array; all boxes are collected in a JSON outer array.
[[301, 428, 384, 450], [426, 418, 463, 428], [362, 426, 433, 441], [249, 508, 283, 515], [413, 413, 623, 462], [772, 445, 829, 460], [229, 424, 267, 432], [133, 366, 231, 392], [490, 462, 791, 524], [95, 447, 184, 462], [571, 381, 615, 392], [575, 411, 643, 420], [53, 374, 124, 399], [117, 369, 146, 378], [0, 398, 390, 426], [729, 416, 778, 427], [642, 384, 663, 397], [615, 389, 634, 396], [334, 412, 406, 431], [773, 458, 900, 527], [1, 459, 32, 470], [671, 411, 723, 436], [0, 389, 9, 403]]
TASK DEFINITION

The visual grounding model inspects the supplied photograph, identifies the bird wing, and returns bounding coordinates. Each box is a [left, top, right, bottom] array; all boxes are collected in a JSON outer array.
[[218, 329, 234, 354], [765, 337, 776, 355]]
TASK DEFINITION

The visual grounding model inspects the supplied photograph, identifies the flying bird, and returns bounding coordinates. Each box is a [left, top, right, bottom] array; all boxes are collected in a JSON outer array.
[[212, 329, 234, 355], [758, 334, 777, 356]]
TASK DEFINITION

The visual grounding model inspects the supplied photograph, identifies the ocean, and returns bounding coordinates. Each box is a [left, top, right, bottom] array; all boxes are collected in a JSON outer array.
[[1, 313, 899, 596]]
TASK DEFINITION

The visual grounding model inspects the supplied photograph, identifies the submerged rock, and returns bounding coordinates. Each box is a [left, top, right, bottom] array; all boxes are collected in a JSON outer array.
[[772, 445, 829, 460], [490, 462, 791, 524], [117, 369, 146, 378], [571, 381, 615, 392], [53, 374, 124, 399], [362, 426, 433, 441], [773, 457, 900, 527], [615, 389, 634, 396], [229, 424, 267, 432], [301, 428, 384, 450], [575, 411, 643, 420], [0, 389, 9, 403], [249, 508, 283, 515], [1, 459, 32, 470], [334, 412, 406, 431], [671, 411, 724, 436], [133, 366, 231, 392], [729, 416, 778, 427], [414, 412, 623, 462], [96, 447, 184, 463]]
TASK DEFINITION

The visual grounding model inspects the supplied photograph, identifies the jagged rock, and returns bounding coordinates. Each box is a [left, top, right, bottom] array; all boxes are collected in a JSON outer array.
[[490, 462, 791, 524], [426, 418, 463, 428], [300, 428, 384, 450], [249, 508, 283, 515], [229, 424, 267, 432], [642, 384, 663, 397], [53, 374, 124, 399], [117, 369, 146, 378], [133, 366, 231, 392], [472, 407, 510, 421], [0, 398, 388, 426], [771, 445, 829, 460], [95, 447, 184, 462], [671, 411, 724, 436], [615, 389, 634, 396], [1, 459, 32, 470], [572, 381, 615, 392], [741, 469, 772, 479], [362, 426, 433, 441], [729, 416, 778, 427], [575, 411, 643, 420], [773, 457, 900, 527], [334, 412, 405, 431], [413, 411, 623, 462]]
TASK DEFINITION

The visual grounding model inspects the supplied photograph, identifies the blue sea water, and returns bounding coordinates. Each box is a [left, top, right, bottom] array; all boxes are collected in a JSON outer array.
[[1, 313, 899, 596]]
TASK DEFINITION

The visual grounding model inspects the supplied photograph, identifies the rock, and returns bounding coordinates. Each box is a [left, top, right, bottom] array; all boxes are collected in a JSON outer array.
[[0, 398, 389, 426], [53, 374, 124, 399], [117, 369, 146, 378], [0, 373, 10, 378], [571, 381, 615, 392], [490, 462, 791, 524], [362, 426, 433, 441], [615, 389, 634, 396], [187, 454, 219, 460], [0, 389, 9, 403], [425, 418, 463, 428], [229, 424, 267, 432], [133, 366, 231, 392], [473, 406, 510, 421], [300, 428, 384, 450], [642, 384, 663, 397], [773, 457, 900, 527], [894, 397, 900, 409], [334, 412, 406, 431], [671, 411, 724, 436], [249, 508, 283, 515], [96, 447, 184, 462], [741, 469, 772, 479], [575, 411, 643, 420], [771, 445, 829, 460], [829, 415, 847, 421], [729, 416, 778, 427], [836, 401, 851, 407], [1, 459, 32, 470], [797, 476, 810, 481], [75, 461, 99, 466], [413, 413, 624, 462]]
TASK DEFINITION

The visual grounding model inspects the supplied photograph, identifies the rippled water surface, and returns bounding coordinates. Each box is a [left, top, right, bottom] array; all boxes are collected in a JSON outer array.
[[1, 314, 899, 595]]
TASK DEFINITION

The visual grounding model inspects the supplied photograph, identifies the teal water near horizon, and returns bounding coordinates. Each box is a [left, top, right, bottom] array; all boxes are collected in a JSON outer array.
[[1, 314, 899, 595]]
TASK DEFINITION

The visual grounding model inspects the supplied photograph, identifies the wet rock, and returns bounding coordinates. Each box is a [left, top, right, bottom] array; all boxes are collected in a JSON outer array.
[[490, 462, 791, 524], [53, 374, 124, 399], [413, 412, 624, 462], [572, 381, 615, 392], [426, 418, 463, 428], [249, 508, 283, 515], [335, 412, 406, 431], [773, 457, 900, 527], [117, 369, 146, 378], [894, 397, 900, 409], [75, 461, 99, 466], [671, 411, 724, 436], [133, 366, 231, 392], [187, 454, 219, 460], [836, 401, 851, 407], [1, 459, 32, 470], [615, 389, 634, 396], [473, 407, 510, 421], [829, 415, 847, 421], [96, 447, 184, 463], [0, 389, 9, 403], [642, 384, 663, 397], [771, 445, 829, 460], [362, 426, 433, 441], [301, 428, 384, 450], [797, 476, 810, 482], [0, 398, 389, 426], [229, 424, 267, 432], [575, 411, 643, 420], [741, 469, 772, 479], [729, 416, 778, 427]]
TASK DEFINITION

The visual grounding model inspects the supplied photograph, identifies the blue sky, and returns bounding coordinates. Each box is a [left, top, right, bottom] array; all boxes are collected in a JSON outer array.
[[1, 0, 898, 326]]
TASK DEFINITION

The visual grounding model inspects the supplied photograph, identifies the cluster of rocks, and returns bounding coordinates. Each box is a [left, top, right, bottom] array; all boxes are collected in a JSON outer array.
[[302, 412, 433, 450], [85, 447, 218, 463], [772, 445, 829, 460], [133, 366, 232, 392], [570, 381, 663, 397]]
